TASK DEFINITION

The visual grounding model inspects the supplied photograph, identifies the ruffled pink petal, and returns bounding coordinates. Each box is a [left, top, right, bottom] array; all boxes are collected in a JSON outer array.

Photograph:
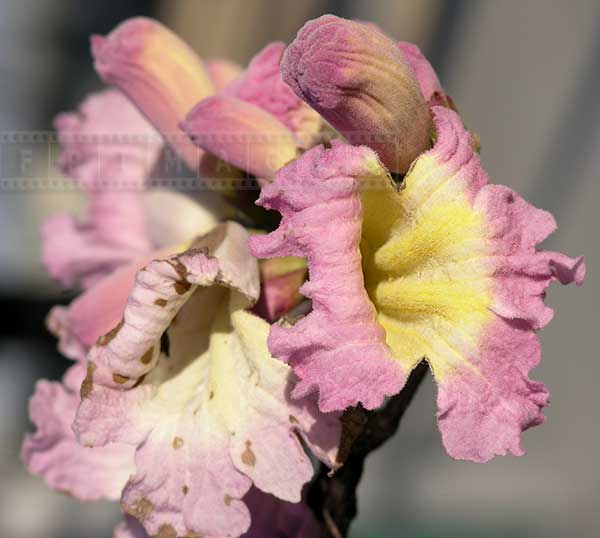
[[437, 318, 549, 462], [78, 224, 258, 390], [43, 185, 150, 290], [251, 104, 584, 462], [182, 96, 298, 180], [378, 107, 583, 461], [282, 15, 431, 173], [397, 42, 444, 104], [74, 222, 338, 538], [47, 89, 161, 288], [55, 89, 161, 185], [205, 58, 243, 91], [223, 42, 322, 146], [433, 178, 583, 462], [42, 214, 135, 290], [473, 184, 585, 329], [92, 17, 214, 170], [121, 424, 252, 538], [249, 142, 407, 412], [115, 490, 321, 538], [21, 362, 135, 501], [46, 305, 88, 362]]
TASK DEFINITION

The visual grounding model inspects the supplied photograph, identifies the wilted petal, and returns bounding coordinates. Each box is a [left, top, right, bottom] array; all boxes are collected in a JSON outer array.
[[47, 249, 167, 360], [114, 488, 321, 538], [251, 106, 584, 461], [282, 15, 431, 173], [250, 142, 407, 412], [21, 362, 135, 501], [182, 95, 298, 180], [205, 58, 243, 91], [46, 190, 215, 360], [74, 222, 339, 538], [46, 89, 161, 288], [92, 17, 215, 169], [46, 190, 216, 361]]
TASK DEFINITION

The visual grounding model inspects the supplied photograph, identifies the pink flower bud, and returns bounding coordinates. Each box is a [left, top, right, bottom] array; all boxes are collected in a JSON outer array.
[[182, 96, 298, 181], [282, 15, 432, 173], [92, 17, 215, 169]]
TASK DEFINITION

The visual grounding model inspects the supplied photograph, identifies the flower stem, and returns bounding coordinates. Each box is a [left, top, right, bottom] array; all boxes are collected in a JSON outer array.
[[308, 361, 429, 537]]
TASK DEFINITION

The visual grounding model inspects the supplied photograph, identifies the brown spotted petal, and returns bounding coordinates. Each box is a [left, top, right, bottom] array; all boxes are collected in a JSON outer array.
[[73, 221, 339, 538], [21, 362, 135, 502]]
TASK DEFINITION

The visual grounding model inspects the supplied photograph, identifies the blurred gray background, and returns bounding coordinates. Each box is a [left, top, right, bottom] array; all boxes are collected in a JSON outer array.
[[0, 1, 597, 537]]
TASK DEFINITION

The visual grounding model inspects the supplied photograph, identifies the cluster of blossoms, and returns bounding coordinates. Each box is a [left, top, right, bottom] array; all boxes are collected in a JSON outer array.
[[22, 14, 584, 538]]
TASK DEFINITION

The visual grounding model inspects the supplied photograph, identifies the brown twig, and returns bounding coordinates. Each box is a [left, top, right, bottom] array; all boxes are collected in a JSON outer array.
[[308, 361, 429, 538]]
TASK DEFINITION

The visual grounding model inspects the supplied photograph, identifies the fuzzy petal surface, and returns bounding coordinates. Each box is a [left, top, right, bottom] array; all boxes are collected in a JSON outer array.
[[21, 362, 135, 501], [250, 143, 407, 412], [75, 222, 339, 538], [363, 108, 582, 460], [282, 15, 431, 173], [251, 106, 584, 461]]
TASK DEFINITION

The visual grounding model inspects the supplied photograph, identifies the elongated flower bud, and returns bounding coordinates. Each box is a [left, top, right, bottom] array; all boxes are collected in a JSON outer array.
[[92, 17, 215, 170], [282, 15, 431, 173], [182, 96, 298, 181]]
